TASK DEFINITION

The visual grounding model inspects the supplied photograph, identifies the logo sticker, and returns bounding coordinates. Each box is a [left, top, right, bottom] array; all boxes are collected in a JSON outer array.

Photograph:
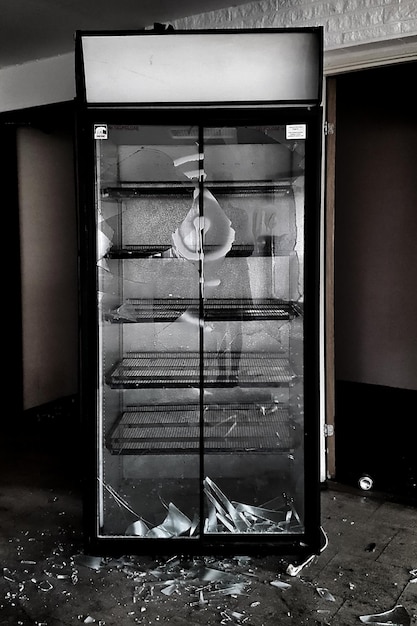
[[94, 124, 108, 140]]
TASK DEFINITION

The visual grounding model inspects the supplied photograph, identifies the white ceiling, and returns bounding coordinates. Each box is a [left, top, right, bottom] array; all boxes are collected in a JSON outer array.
[[0, 0, 249, 69]]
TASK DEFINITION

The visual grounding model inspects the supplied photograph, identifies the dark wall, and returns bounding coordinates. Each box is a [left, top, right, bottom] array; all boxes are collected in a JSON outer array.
[[1, 123, 23, 415], [334, 63, 417, 503], [18, 124, 78, 409], [2, 103, 78, 414], [334, 62, 417, 391]]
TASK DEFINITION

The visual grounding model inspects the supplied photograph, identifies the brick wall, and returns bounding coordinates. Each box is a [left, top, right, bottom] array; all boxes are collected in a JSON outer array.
[[171, 0, 417, 50]]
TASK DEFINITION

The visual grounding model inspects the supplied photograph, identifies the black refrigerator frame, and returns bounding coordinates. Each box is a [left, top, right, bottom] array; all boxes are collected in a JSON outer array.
[[75, 28, 323, 557]]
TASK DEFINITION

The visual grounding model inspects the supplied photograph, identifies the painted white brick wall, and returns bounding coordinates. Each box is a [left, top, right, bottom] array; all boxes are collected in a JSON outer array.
[[171, 0, 417, 50]]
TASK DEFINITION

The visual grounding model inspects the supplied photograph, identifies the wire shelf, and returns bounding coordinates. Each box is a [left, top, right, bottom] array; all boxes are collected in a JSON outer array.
[[108, 298, 302, 322], [106, 243, 255, 258], [107, 352, 296, 388], [107, 403, 296, 454]]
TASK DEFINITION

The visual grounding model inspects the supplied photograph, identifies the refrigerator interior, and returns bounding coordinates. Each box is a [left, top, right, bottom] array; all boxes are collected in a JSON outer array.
[[94, 123, 307, 539]]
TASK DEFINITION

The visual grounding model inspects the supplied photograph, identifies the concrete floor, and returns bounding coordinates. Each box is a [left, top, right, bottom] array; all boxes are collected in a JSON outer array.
[[1, 433, 416, 626]]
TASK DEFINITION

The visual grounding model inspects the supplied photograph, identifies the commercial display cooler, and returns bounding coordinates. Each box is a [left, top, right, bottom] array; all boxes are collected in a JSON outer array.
[[75, 28, 323, 556]]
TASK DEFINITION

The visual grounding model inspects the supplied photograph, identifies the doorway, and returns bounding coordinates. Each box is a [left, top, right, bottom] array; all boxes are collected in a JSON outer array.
[[330, 62, 417, 503]]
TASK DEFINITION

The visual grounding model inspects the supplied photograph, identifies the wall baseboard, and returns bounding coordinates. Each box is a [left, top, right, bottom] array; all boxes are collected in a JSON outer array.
[[335, 381, 416, 506], [8, 395, 81, 451]]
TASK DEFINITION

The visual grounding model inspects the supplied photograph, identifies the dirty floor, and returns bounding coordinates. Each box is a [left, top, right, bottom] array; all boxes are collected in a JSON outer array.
[[0, 428, 416, 626]]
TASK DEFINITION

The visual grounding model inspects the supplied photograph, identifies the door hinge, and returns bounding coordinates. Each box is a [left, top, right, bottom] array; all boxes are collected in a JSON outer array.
[[324, 423, 334, 437], [324, 121, 335, 136]]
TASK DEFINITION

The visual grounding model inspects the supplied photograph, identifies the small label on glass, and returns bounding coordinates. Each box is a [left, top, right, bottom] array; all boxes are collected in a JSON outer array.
[[286, 124, 306, 140], [94, 124, 108, 140]]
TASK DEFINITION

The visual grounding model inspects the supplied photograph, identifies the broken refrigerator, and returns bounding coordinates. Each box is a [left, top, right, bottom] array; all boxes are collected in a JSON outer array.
[[75, 28, 323, 555]]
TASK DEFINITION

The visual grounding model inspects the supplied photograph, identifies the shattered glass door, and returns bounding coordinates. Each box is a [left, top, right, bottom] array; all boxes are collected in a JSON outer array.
[[94, 123, 306, 540], [96, 125, 202, 538], [201, 126, 305, 534]]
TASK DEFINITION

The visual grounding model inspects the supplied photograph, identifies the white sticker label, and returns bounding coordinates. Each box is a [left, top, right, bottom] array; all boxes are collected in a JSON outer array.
[[286, 124, 307, 140], [94, 124, 108, 140]]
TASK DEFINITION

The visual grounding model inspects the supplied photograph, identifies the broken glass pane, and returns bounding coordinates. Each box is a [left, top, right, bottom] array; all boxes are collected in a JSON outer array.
[[359, 605, 411, 626], [316, 587, 336, 602], [204, 476, 302, 534]]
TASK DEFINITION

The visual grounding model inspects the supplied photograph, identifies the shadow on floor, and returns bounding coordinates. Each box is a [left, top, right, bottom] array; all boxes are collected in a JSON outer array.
[[1, 398, 416, 625]]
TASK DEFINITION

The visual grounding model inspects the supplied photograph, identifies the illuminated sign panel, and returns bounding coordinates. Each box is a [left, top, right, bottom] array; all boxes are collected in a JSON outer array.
[[79, 31, 322, 105]]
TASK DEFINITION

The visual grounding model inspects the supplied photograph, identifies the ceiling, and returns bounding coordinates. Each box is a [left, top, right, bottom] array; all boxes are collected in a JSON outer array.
[[0, 0, 249, 69]]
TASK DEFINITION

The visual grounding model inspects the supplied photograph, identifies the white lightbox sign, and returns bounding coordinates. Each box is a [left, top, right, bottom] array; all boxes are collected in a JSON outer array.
[[80, 31, 321, 105]]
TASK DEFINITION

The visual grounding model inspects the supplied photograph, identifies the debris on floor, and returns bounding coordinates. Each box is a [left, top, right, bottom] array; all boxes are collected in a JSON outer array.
[[359, 605, 411, 626], [2, 540, 335, 625], [1, 485, 416, 626]]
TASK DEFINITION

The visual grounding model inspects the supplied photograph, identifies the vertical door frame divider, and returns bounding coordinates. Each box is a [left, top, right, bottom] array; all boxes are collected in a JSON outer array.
[[324, 76, 337, 478]]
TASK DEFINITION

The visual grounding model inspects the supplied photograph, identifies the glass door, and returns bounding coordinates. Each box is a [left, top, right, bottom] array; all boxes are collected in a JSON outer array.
[[200, 125, 305, 535], [93, 121, 308, 541], [95, 124, 203, 538]]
